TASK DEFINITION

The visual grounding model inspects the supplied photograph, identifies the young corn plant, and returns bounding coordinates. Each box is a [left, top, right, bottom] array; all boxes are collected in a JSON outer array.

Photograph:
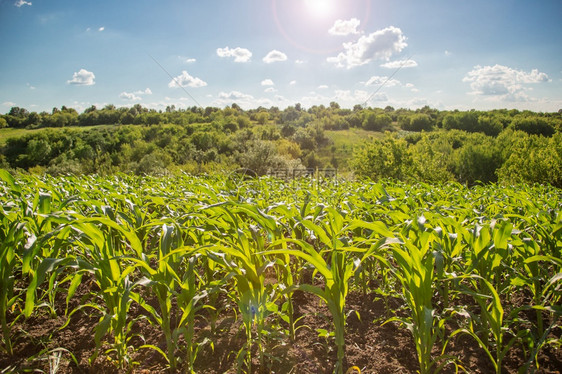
[[385, 216, 455, 374], [449, 275, 526, 374], [268, 207, 394, 374], [511, 239, 562, 372], [0, 170, 27, 356], [66, 216, 146, 369], [132, 223, 207, 373], [0, 220, 27, 356], [461, 221, 514, 349], [204, 202, 282, 372]]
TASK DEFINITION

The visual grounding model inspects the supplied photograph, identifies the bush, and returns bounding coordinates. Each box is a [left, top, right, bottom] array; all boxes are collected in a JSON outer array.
[[401, 114, 433, 132], [363, 113, 392, 131], [497, 132, 562, 187], [353, 134, 413, 181], [510, 117, 555, 137]]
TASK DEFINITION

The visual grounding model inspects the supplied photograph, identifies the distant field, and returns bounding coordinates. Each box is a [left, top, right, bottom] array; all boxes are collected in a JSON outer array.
[[320, 127, 385, 169]]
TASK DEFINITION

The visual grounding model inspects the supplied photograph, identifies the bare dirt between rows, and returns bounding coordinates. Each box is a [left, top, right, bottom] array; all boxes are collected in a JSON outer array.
[[2, 284, 561, 374]]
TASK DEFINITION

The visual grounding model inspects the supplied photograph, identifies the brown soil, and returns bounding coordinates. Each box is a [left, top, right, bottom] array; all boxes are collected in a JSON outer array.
[[1, 284, 561, 374]]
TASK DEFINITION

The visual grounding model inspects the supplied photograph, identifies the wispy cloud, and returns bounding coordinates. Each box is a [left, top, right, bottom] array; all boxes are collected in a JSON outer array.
[[67, 69, 95, 86], [135, 88, 152, 95], [328, 18, 361, 36], [463, 64, 550, 101], [261, 79, 274, 86], [365, 75, 401, 87], [119, 92, 141, 101], [98, 26, 105, 32], [213, 91, 273, 109], [218, 91, 253, 100], [216, 47, 252, 63], [120, 88, 152, 101], [168, 71, 207, 88], [327, 26, 407, 69], [381, 59, 418, 69], [14, 0, 32, 7], [263, 50, 288, 63]]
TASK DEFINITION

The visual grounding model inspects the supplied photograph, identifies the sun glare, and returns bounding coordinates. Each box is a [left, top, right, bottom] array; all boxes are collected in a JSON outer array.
[[304, 0, 335, 18]]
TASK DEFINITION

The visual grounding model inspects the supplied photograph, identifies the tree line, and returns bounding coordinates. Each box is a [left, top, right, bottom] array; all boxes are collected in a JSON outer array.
[[1, 103, 561, 186]]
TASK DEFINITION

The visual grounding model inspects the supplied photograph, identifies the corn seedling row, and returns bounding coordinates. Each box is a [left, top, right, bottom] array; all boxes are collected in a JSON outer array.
[[0, 170, 560, 373]]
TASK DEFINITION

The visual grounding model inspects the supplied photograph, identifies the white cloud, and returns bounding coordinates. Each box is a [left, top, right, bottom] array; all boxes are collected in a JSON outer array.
[[327, 26, 407, 69], [168, 71, 207, 88], [98, 27, 105, 32], [67, 69, 95, 86], [14, 0, 31, 7], [216, 47, 252, 63], [213, 91, 273, 109], [365, 75, 401, 87], [2, 101, 16, 107], [185, 58, 196, 63], [381, 59, 418, 69], [334, 89, 371, 103], [295, 60, 306, 64], [263, 50, 288, 63], [135, 88, 152, 95], [318, 85, 329, 89], [463, 64, 550, 101], [444, 50, 452, 56], [261, 79, 274, 86], [265, 87, 277, 93], [328, 18, 361, 36], [119, 92, 141, 101], [405, 83, 419, 92], [26, 83, 36, 90], [120, 88, 152, 100], [289, 80, 297, 86], [219, 91, 253, 101]]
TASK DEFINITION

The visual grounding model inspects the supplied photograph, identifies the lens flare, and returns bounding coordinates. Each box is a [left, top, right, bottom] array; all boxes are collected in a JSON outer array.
[[304, 0, 335, 18], [272, 0, 371, 54]]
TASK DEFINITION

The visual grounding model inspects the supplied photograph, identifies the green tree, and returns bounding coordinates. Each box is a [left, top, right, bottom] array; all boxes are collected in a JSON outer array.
[[363, 113, 392, 131], [256, 112, 269, 125], [510, 117, 555, 137], [453, 141, 501, 185], [239, 140, 287, 175], [353, 134, 413, 180], [402, 114, 433, 132], [497, 132, 562, 187]]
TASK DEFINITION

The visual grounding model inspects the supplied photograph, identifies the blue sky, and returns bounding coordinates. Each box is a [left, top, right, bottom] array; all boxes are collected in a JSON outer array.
[[1, 0, 561, 113]]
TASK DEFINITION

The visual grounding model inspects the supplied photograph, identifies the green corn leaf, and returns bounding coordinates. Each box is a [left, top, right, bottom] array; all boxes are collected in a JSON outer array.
[[94, 313, 114, 349], [24, 257, 71, 317], [0, 169, 21, 194], [65, 272, 84, 312], [300, 220, 332, 247], [347, 220, 394, 239]]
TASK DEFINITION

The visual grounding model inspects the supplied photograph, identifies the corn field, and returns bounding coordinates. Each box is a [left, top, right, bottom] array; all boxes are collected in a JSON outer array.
[[0, 170, 560, 373]]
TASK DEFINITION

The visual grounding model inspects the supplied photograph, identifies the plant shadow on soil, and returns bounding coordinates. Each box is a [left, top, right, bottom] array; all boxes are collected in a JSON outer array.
[[1, 281, 561, 374]]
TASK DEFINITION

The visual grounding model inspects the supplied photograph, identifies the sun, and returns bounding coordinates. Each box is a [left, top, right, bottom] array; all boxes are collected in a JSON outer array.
[[304, 0, 336, 18]]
